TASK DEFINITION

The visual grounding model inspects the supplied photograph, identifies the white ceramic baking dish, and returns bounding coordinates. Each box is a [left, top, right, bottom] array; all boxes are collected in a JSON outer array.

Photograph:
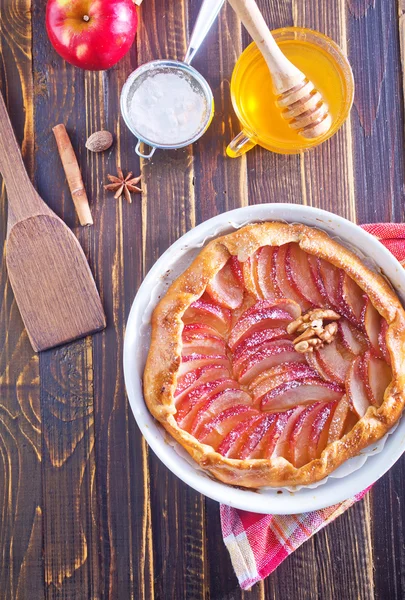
[[123, 204, 405, 514]]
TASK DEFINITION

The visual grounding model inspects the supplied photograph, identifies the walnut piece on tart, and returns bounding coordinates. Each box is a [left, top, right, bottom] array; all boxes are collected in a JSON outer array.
[[144, 222, 405, 488]]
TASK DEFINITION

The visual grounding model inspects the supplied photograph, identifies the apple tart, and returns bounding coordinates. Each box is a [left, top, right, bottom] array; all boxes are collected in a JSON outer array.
[[144, 223, 405, 488]]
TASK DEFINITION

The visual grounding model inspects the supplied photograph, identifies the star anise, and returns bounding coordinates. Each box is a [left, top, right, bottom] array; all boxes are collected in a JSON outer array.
[[104, 167, 142, 203]]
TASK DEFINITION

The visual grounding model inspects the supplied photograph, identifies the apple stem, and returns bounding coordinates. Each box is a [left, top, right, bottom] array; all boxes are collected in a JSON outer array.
[[83, 14, 90, 21]]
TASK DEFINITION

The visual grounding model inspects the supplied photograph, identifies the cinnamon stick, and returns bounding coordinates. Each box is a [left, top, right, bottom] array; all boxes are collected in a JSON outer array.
[[52, 124, 93, 226]]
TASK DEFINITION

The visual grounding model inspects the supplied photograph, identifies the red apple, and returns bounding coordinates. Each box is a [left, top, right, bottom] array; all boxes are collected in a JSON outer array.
[[46, 0, 138, 71]]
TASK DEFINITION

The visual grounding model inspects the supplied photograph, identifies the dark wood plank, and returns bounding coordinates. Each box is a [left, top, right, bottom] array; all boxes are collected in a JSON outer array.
[[348, 0, 405, 224], [0, 0, 44, 597], [135, 1, 211, 599], [31, 3, 102, 598], [88, 61, 155, 599]]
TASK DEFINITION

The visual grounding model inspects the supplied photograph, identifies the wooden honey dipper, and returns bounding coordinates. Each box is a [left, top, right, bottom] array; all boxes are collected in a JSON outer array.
[[228, 0, 332, 139]]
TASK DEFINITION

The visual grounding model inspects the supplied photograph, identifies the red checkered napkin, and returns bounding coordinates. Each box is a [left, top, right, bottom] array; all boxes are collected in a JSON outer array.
[[220, 223, 405, 590]]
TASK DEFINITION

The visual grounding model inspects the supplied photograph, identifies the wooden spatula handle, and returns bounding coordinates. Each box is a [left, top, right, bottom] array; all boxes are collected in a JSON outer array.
[[0, 90, 46, 225], [228, 0, 304, 92]]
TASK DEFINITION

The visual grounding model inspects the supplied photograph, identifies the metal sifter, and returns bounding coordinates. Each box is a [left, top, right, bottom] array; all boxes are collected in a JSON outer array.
[[120, 0, 225, 159]]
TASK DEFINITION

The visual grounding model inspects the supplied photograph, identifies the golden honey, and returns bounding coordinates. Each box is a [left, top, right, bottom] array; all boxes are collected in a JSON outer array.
[[228, 28, 354, 156]]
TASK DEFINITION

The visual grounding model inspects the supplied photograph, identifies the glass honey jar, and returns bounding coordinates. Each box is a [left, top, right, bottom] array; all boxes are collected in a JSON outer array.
[[227, 27, 355, 157]]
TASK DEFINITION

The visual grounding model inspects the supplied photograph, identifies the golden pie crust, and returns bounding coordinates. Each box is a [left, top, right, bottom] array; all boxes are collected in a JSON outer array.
[[144, 222, 405, 488]]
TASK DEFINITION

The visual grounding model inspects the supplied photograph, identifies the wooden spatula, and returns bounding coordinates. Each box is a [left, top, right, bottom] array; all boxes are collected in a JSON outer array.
[[0, 91, 106, 352]]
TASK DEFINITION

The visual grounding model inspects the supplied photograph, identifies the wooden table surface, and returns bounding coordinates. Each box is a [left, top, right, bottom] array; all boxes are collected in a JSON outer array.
[[0, 0, 404, 598]]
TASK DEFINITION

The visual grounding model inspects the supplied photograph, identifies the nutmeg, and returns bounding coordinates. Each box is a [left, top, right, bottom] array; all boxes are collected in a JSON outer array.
[[85, 130, 113, 153]]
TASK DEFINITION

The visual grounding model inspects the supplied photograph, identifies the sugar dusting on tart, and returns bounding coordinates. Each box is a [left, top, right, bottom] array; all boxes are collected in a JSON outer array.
[[144, 223, 405, 488]]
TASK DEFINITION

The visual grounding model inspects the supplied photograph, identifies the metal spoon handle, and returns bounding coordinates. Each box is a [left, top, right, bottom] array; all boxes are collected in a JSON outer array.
[[184, 0, 226, 64]]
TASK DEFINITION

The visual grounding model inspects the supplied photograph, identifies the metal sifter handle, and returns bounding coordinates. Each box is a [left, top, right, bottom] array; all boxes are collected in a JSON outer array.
[[184, 0, 226, 64]]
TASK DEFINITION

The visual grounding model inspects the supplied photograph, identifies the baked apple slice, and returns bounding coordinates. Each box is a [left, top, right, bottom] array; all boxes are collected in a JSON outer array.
[[238, 341, 305, 385], [346, 356, 370, 418], [217, 414, 266, 460], [290, 402, 327, 467], [216, 414, 264, 457], [182, 335, 227, 356], [274, 245, 312, 311], [286, 243, 325, 306], [307, 402, 336, 461], [271, 406, 307, 459], [378, 318, 391, 363], [251, 362, 318, 401], [315, 339, 353, 385], [188, 389, 252, 436], [327, 395, 351, 444], [183, 296, 231, 335], [206, 259, 244, 309], [233, 337, 295, 378], [229, 256, 244, 285], [363, 298, 383, 358], [340, 273, 366, 323], [256, 246, 280, 301], [242, 253, 262, 298], [175, 364, 230, 398], [228, 301, 294, 349], [338, 318, 368, 355], [196, 404, 260, 447], [175, 377, 236, 423], [246, 414, 284, 459], [318, 258, 342, 310], [178, 353, 230, 378], [307, 255, 329, 302], [362, 350, 392, 407], [232, 327, 289, 362], [305, 351, 334, 382], [261, 378, 343, 411]]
